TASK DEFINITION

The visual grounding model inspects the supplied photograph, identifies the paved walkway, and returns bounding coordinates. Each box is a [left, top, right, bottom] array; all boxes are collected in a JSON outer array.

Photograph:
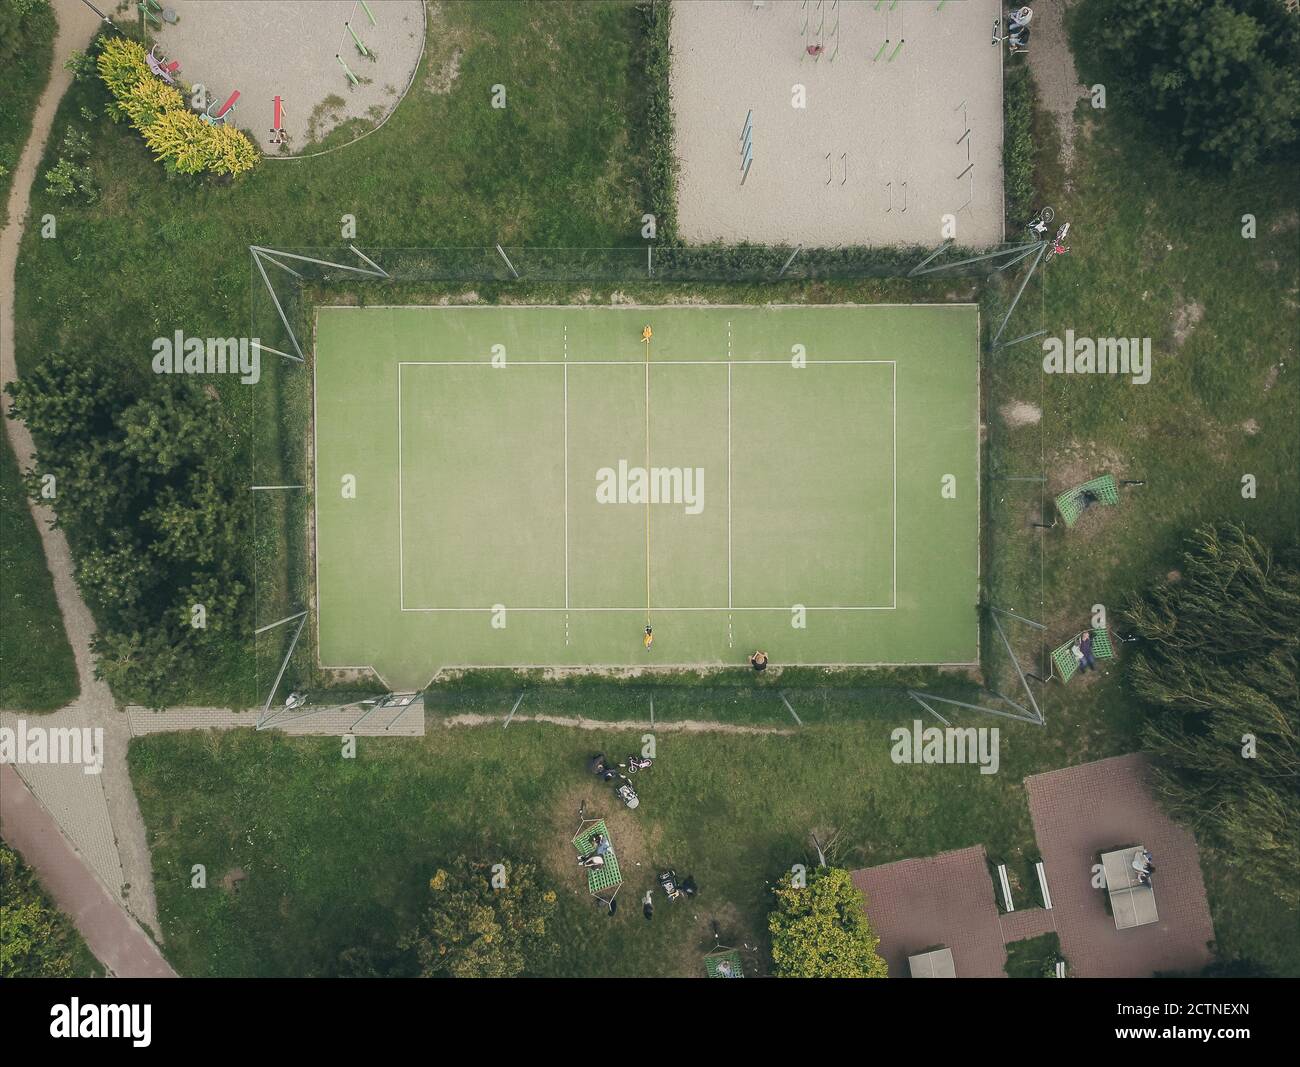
[[126, 702, 425, 736], [1026, 753, 1215, 977], [853, 845, 1055, 978], [1, 765, 175, 977]]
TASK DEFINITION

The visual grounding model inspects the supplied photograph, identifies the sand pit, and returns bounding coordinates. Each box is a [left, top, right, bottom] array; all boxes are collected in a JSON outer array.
[[152, 0, 425, 156], [670, 0, 1005, 247]]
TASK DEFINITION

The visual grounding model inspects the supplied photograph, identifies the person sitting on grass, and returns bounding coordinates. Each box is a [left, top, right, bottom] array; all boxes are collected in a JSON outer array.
[[750, 650, 769, 672]]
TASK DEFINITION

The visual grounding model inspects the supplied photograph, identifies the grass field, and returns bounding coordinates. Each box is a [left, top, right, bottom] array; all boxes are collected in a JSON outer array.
[[128, 714, 1044, 978], [0, 432, 77, 711], [315, 305, 980, 687]]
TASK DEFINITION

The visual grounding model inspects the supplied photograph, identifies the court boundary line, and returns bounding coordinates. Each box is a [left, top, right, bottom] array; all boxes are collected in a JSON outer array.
[[396, 360, 897, 614]]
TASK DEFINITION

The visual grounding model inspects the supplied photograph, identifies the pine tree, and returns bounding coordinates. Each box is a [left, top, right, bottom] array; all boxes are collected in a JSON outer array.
[[1125, 523, 1299, 907]]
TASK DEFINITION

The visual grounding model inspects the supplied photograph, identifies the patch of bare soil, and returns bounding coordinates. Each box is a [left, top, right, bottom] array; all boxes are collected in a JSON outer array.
[[1172, 302, 1204, 347], [221, 868, 247, 895], [1241, 419, 1260, 436], [1048, 442, 1129, 541], [1264, 364, 1281, 391], [424, 3, 469, 94], [545, 785, 661, 919], [440, 713, 793, 737], [999, 400, 1043, 428]]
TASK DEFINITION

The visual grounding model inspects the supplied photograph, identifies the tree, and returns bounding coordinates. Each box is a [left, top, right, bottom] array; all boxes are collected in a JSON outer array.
[[768, 866, 888, 978], [401, 858, 557, 978], [0, 0, 51, 69], [1085, 0, 1300, 169], [1125, 523, 1299, 907]]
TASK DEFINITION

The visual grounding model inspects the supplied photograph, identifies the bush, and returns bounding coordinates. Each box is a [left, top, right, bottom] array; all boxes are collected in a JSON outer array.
[[1003, 64, 1036, 228], [95, 34, 258, 176], [638, 0, 677, 244], [768, 866, 888, 977]]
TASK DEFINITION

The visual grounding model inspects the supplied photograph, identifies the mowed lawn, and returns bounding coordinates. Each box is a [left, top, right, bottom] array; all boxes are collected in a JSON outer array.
[[129, 713, 1042, 978], [314, 305, 979, 684]]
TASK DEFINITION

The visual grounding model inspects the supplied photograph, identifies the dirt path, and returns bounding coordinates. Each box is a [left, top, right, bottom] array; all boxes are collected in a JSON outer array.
[[1025, 0, 1087, 185], [447, 713, 795, 735], [0, 0, 166, 953]]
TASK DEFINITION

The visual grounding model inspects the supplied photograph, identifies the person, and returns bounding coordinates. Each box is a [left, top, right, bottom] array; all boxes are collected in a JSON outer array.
[[1009, 24, 1030, 51], [1008, 6, 1032, 29], [806, 43, 824, 56], [593, 833, 611, 858], [1079, 630, 1097, 670], [1137, 869, 1151, 886], [750, 650, 769, 672], [1071, 642, 1086, 671], [641, 325, 653, 344], [1077, 488, 1100, 510], [643, 890, 654, 921], [680, 875, 698, 898], [716, 959, 734, 978], [643, 625, 654, 650]]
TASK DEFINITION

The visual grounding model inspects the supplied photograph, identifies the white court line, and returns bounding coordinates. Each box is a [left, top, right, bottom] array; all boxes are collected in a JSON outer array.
[[397, 360, 897, 616], [397, 363, 405, 611], [563, 361, 569, 611], [727, 358, 733, 611], [397, 359, 893, 366], [400, 605, 894, 613]]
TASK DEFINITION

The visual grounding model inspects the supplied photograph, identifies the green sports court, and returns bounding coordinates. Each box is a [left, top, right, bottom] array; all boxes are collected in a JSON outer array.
[[313, 305, 979, 689]]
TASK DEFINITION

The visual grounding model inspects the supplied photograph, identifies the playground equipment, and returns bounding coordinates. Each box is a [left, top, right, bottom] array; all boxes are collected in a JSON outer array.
[[572, 819, 622, 911], [740, 109, 753, 185], [201, 90, 240, 126], [336, 53, 360, 88], [345, 21, 372, 59], [138, 0, 162, 31], [147, 43, 180, 85]]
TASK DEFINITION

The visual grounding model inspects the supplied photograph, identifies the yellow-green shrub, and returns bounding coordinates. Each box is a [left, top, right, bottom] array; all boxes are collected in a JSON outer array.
[[95, 34, 260, 177], [121, 76, 184, 129], [140, 108, 210, 174], [96, 37, 150, 122], [204, 124, 259, 176]]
